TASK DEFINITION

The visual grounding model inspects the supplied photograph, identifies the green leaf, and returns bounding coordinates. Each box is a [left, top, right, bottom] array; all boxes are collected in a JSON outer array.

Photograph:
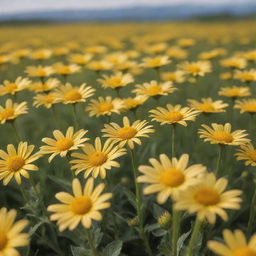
[[177, 230, 191, 255], [91, 226, 103, 248], [124, 190, 136, 209], [102, 240, 123, 256], [48, 175, 71, 190], [70, 246, 91, 256], [152, 203, 166, 219]]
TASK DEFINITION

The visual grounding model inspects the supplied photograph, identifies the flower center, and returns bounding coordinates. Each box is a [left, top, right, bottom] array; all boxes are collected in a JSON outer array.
[[159, 168, 185, 187], [56, 138, 74, 151], [233, 247, 256, 256], [44, 94, 54, 104], [37, 69, 47, 77], [6, 156, 25, 172], [194, 188, 220, 206], [147, 85, 161, 96], [70, 196, 92, 215], [108, 77, 122, 87], [118, 126, 137, 139], [59, 66, 71, 74], [227, 88, 240, 97], [64, 90, 82, 101], [5, 83, 17, 93], [213, 131, 233, 143], [243, 103, 256, 112], [98, 102, 113, 113], [148, 58, 162, 67], [124, 99, 138, 109], [164, 111, 183, 122], [89, 152, 108, 166], [187, 64, 201, 73], [1, 108, 14, 120], [0, 233, 8, 250], [198, 103, 215, 112], [247, 150, 256, 161], [241, 74, 255, 81]]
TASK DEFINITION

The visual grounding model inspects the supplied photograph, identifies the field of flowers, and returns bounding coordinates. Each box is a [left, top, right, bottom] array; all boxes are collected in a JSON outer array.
[[1, 20, 256, 256]]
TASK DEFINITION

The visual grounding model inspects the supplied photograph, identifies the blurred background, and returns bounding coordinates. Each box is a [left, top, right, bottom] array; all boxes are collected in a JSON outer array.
[[0, 0, 256, 23]]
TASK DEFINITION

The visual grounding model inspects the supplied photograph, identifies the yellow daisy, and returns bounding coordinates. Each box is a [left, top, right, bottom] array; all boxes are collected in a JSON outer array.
[[29, 78, 60, 93], [198, 123, 249, 146], [208, 229, 256, 256], [122, 95, 147, 111], [33, 93, 57, 109], [137, 154, 206, 204], [174, 173, 242, 224], [0, 99, 28, 124], [101, 116, 154, 149], [141, 55, 171, 69], [70, 137, 126, 178], [0, 207, 29, 256], [166, 46, 188, 59], [48, 178, 112, 231], [53, 83, 95, 104], [219, 72, 232, 80], [234, 69, 256, 83], [234, 99, 256, 114], [220, 57, 247, 69], [187, 98, 228, 113], [87, 60, 113, 72], [97, 72, 134, 89], [150, 104, 200, 126], [40, 127, 88, 162], [218, 86, 251, 99], [236, 143, 256, 166], [25, 65, 54, 79], [68, 53, 93, 65], [86, 96, 124, 117], [29, 49, 52, 60], [0, 77, 31, 96], [161, 70, 185, 83], [53, 62, 81, 76], [0, 142, 39, 185], [178, 61, 212, 77], [132, 80, 176, 98]]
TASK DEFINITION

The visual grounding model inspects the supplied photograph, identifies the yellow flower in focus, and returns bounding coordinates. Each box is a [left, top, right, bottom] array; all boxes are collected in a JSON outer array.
[[234, 99, 256, 114], [174, 173, 242, 224], [86, 96, 124, 117], [236, 143, 256, 166], [71, 137, 126, 178], [102, 116, 154, 149], [98, 72, 134, 89], [218, 86, 251, 99], [69, 53, 93, 65], [141, 55, 170, 69], [0, 99, 28, 124], [220, 57, 247, 69], [187, 98, 228, 113], [53, 62, 81, 76], [53, 83, 95, 104], [133, 80, 176, 98], [0, 142, 40, 185], [0, 207, 29, 255], [122, 95, 148, 110], [179, 61, 212, 77], [33, 93, 57, 109], [150, 104, 200, 126], [137, 154, 206, 204], [208, 229, 256, 256], [198, 123, 249, 146], [0, 77, 31, 96], [25, 65, 54, 79], [161, 70, 185, 83], [48, 178, 112, 231], [40, 127, 89, 162], [29, 78, 60, 93], [234, 69, 256, 83]]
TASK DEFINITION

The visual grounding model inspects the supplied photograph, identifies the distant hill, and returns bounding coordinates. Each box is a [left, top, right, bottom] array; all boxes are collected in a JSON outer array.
[[0, 3, 256, 22]]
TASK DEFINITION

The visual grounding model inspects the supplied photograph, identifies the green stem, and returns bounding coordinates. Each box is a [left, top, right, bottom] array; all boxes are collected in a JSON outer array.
[[187, 218, 202, 256], [247, 190, 256, 236], [19, 183, 29, 204], [129, 149, 153, 256], [215, 145, 224, 176], [51, 105, 60, 129], [11, 121, 21, 142], [85, 229, 99, 256], [71, 103, 78, 128], [171, 210, 180, 256], [171, 125, 176, 158]]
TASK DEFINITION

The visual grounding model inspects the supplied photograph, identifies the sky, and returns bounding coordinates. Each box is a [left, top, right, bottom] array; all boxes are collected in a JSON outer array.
[[0, 0, 252, 14]]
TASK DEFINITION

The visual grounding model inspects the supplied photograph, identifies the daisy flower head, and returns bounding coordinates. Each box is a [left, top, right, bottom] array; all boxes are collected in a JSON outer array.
[[161, 70, 185, 83], [25, 65, 54, 79], [86, 96, 124, 117], [174, 173, 242, 224], [220, 57, 247, 69], [97, 72, 134, 89], [141, 55, 171, 69], [150, 104, 200, 126], [208, 229, 256, 256], [132, 80, 176, 98], [29, 78, 60, 93], [101, 116, 154, 149], [122, 95, 148, 111], [178, 60, 212, 77], [68, 53, 93, 65], [0, 207, 29, 255], [234, 69, 256, 83], [0, 99, 28, 124], [0, 77, 31, 96], [187, 98, 228, 114], [70, 137, 126, 179], [137, 154, 206, 204], [234, 99, 256, 114], [0, 142, 40, 185], [29, 48, 52, 60], [198, 123, 249, 146], [48, 178, 112, 231], [166, 46, 188, 59], [87, 60, 113, 72], [40, 127, 89, 162], [33, 93, 57, 109], [218, 86, 251, 99], [53, 62, 81, 76], [53, 83, 95, 104], [236, 143, 256, 166]]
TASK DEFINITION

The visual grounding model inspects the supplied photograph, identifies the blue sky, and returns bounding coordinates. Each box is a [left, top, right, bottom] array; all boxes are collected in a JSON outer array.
[[0, 0, 250, 14]]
